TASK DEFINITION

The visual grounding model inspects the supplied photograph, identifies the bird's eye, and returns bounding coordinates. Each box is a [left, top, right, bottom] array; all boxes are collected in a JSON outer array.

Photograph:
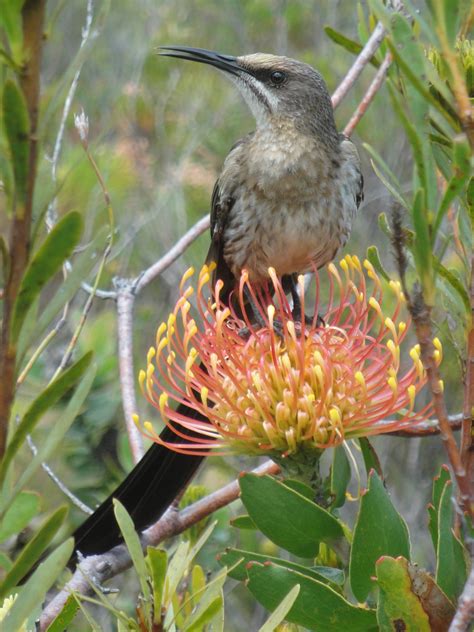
[[270, 70, 286, 85]]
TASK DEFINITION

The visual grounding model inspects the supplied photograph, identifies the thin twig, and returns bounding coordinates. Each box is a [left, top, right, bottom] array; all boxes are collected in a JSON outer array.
[[115, 282, 144, 462], [343, 52, 392, 137], [449, 564, 474, 632], [39, 460, 280, 630], [134, 214, 210, 294], [46, 0, 95, 228], [331, 21, 386, 109], [461, 251, 474, 507], [26, 435, 92, 515], [387, 413, 462, 437]]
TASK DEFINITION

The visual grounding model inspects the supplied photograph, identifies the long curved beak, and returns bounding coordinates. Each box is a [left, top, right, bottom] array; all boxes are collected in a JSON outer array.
[[159, 46, 251, 76]]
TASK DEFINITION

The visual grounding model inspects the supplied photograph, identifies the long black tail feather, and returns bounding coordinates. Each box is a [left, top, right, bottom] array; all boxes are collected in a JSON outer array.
[[72, 405, 208, 561]]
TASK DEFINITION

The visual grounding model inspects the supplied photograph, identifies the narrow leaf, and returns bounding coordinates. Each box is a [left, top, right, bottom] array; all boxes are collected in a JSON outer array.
[[436, 480, 468, 602], [324, 26, 380, 67], [0, 505, 68, 598], [258, 584, 300, 632], [3, 79, 29, 206], [366, 246, 390, 282], [2, 539, 74, 632], [12, 211, 84, 342], [433, 136, 471, 236], [0, 351, 93, 485], [358, 437, 383, 478], [350, 470, 410, 602], [113, 500, 151, 605], [45, 594, 80, 632], [0, 491, 40, 542], [330, 446, 351, 508], [12, 363, 96, 498], [147, 547, 167, 624]]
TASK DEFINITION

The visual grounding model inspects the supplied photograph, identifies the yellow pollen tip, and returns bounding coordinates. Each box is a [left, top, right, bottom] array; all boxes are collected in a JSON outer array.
[[438, 379, 444, 392], [388, 376, 397, 392], [410, 347, 420, 362], [407, 385, 416, 408], [267, 304, 276, 324], [146, 364, 155, 379], [147, 347, 156, 364], [369, 297, 381, 314], [433, 337, 442, 351], [132, 413, 140, 427], [138, 370, 146, 388], [355, 371, 366, 388], [201, 386, 209, 407], [398, 322, 406, 334], [159, 392, 168, 414], [144, 421, 154, 434], [328, 262, 337, 275], [340, 259, 348, 272], [157, 322, 167, 337], [183, 286, 194, 299]]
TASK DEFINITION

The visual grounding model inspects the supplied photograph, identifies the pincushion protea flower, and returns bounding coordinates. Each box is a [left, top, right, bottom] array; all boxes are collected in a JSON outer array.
[[136, 256, 439, 459]]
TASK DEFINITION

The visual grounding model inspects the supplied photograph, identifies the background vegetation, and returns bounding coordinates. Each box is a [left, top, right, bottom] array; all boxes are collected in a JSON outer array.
[[0, 1, 472, 630]]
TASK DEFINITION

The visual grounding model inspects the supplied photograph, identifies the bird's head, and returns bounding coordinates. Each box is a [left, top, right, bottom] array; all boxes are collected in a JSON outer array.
[[160, 46, 338, 142]]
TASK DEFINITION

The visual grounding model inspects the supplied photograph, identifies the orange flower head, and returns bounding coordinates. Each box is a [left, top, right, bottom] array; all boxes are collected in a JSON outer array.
[[136, 256, 439, 458]]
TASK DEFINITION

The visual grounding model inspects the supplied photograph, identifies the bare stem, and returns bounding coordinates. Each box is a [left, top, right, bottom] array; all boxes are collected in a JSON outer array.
[[449, 564, 474, 632], [331, 21, 386, 109], [134, 215, 210, 294], [0, 0, 47, 458], [343, 53, 392, 138], [115, 283, 144, 463]]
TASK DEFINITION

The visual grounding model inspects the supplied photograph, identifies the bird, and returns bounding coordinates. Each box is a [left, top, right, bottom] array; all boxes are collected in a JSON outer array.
[[72, 46, 363, 559]]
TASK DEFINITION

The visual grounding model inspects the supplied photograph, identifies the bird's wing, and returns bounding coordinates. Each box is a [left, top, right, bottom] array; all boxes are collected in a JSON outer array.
[[205, 133, 254, 302], [340, 135, 364, 209]]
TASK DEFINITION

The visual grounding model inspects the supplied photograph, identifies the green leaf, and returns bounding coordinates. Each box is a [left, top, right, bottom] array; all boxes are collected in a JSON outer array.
[[428, 465, 451, 552], [246, 562, 377, 631], [324, 26, 380, 67], [11, 211, 84, 342], [0, 351, 93, 486], [436, 480, 468, 602], [218, 547, 344, 586], [113, 500, 151, 606], [0, 491, 40, 542], [11, 362, 96, 500], [412, 188, 435, 305], [376, 556, 431, 631], [330, 446, 351, 508], [358, 437, 383, 478], [185, 595, 223, 631], [366, 246, 390, 282], [433, 136, 471, 236], [45, 594, 80, 632], [258, 584, 300, 632], [433, 257, 470, 314], [230, 514, 256, 530], [2, 538, 74, 632], [0, 0, 25, 62], [32, 226, 108, 346], [0, 551, 12, 572], [363, 143, 408, 210], [164, 540, 191, 607], [0, 505, 68, 598], [239, 474, 345, 558], [3, 79, 29, 206], [147, 547, 167, 624], [350, 470, 410, 602]]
